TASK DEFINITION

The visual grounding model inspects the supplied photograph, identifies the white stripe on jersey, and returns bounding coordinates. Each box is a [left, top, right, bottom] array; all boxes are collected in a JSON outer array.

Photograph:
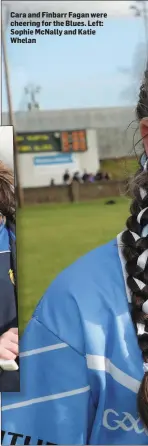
[[87, 355, 140, 393], [20, 343, 68, 357], [2, 386, 90, 411]]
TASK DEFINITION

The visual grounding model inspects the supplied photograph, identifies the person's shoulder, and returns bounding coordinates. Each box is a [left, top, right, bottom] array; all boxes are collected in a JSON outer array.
[[33, 239, 124, 353], [58, 238, 121, 289], [37, 239, 120, 305]]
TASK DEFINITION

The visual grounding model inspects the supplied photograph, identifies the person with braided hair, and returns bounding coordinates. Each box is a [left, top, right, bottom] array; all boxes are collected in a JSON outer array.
[[121, 69, 148, 432], [2, 73, 148, 444]]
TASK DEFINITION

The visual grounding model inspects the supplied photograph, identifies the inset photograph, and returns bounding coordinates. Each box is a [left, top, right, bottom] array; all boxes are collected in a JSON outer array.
[[0, 126, 19, 392]]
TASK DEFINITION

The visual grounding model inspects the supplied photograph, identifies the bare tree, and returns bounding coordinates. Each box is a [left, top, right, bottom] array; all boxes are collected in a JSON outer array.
[[119, 42, 146, 103], [119, 1, 148, 103], [24, 84, 41, 111], [130, 1, 148, 58]]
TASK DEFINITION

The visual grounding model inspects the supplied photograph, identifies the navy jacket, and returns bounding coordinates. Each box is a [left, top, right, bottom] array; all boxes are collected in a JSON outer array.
[[0, 217, 19, 391]]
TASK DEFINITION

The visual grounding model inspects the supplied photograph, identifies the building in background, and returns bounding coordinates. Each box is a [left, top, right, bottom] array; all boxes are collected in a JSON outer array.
[[2, 106, 138, 188]]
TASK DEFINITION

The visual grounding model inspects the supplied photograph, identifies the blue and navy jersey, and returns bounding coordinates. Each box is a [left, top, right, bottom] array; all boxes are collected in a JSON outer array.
[[0, 218, 17, 335], [0, 217, 19, 392], [1, 236, 148, 444]]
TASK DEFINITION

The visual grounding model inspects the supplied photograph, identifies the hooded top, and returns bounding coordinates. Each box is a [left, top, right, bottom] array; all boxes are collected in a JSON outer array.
[[0, 216, 19, 392], [1, 236, 148, 444]]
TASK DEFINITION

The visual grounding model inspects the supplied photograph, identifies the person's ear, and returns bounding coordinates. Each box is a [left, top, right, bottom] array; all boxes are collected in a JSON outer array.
[[140, 118, 148, 156]]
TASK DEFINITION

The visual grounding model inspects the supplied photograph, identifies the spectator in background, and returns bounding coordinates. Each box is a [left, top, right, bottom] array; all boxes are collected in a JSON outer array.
[[88, 173, 95, 183], [73, 171, 81, 183], [63, 170, 70, 185], [50, 179, 55, 186], [95, 170, 110, 181], [103, 172, 110, 180], [95, 170, 103, 181], [82, 170, 89, 183]]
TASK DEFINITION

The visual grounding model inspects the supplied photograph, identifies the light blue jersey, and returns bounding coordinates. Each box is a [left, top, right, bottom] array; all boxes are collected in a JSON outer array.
[[1, 236, 148, 444]]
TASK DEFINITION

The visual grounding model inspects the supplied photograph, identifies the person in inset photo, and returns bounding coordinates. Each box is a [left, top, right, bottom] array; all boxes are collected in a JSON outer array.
[[2, 73, 148, 444], [0, 156, 19, 391]]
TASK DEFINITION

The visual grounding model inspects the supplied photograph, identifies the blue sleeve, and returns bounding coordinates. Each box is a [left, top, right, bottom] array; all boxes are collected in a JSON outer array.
[[1, 274, 96, 445]]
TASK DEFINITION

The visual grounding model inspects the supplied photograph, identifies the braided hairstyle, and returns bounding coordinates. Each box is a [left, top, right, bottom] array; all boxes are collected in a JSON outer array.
[[122, 69, 148, 428]]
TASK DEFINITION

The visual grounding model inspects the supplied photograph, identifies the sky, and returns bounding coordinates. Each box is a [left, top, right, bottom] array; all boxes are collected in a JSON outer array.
[[2, 1, 147, 112]]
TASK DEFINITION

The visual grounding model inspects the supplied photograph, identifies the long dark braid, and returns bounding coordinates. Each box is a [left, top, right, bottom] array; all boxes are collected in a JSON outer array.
[[122, 69, 148, 428]]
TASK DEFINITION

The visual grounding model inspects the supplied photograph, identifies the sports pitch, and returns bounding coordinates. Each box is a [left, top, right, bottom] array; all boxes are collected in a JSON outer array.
[[17, 197, 130, 333]]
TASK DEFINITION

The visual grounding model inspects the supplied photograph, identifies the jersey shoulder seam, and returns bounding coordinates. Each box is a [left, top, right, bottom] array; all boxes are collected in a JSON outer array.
[[32, 314, 85, 358]]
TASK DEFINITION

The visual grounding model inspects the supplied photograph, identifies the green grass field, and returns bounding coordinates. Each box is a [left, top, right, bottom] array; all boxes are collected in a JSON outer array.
[[17, 197, 130, 334]]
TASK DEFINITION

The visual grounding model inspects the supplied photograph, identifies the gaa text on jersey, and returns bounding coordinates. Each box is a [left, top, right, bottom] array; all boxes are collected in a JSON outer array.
[[103, 409, 148, 435]]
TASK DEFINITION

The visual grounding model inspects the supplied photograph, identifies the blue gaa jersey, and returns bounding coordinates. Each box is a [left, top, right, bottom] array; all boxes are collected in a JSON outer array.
[[2, 235, 148, 445]]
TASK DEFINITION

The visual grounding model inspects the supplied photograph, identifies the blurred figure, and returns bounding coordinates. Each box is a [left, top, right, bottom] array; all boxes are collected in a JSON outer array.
[[103, 172, 110, 180], [82, 169, 89, 183], [73, 171, 81, 183], [95, 170, 103, 181], [63, 170, 70, 185], [88, 173, 95, 183], [50, 179, 55, 186]]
